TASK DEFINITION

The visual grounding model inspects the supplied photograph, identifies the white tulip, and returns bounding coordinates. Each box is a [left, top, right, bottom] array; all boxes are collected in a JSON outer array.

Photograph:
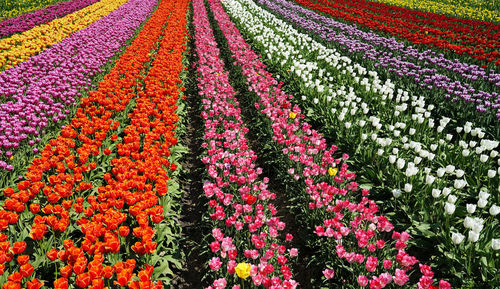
[[392, 189, 402, 198], [409, 128, 416, 135], [466, 204, 476, 214], [414, 156, 422, 165], [404, 183, 412, 193], [455, 169, 465, 178], [442, 187, 451, 196], [489, 204, 500, 216], [454, 179, 467, 189], [445, 165, 455, 174], [392, 148, 399, 154], [464, 216, 473, 228], [389, 155, 396, 164], [451, 232, 465, 244], [447, 194, 457, 204], [345, 122, 351, 129], [462, 149, 470, 157], [468, 231, 479, 242], [478, 198, 488, 208], [479, 191, 490, 199], [456, 127, 463, 133], [377, 149, 384, 156], [480, 154, 488, 163], [405, 165, 418, 177], [396, 158, 405, 170], [444, 202, 456, 214], [432, 189, 441, 198], [446, 134, 453, 141], [469, 141, 477, 148], [491, 150, 498, 158], [492, 239, 500, 250], [359, 120, 366, 127], [475, 147, 483, 154], [361, 134, 368, 140], [430, 144, 438, 151], [426, 175, 435, 185], [437, 168, 446, 177], [471, 221, 483, 233], [488, 169, 497, 178]]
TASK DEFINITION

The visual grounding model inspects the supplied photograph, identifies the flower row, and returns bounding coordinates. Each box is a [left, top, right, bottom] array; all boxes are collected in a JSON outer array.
[[368, 0, 500, 23], [0, 0, 189, 286], [301, 0, 500, 65], [223, 0, 499, 285], [210, 0, 451, 287], [0, 0, 156, 174], [0, 0, 126, 71], [0, 0, 99, 38], [0, 0, 63, 21], [259, 0, 500, 120], [193, 0, 298, 287]]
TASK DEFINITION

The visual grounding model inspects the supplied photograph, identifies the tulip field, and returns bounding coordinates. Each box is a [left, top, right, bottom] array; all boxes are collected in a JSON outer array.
[[0, 0, 498, 288]]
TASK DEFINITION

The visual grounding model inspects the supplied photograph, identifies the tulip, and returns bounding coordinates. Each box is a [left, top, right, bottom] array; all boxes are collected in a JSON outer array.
[[444, 202, 455, 215], [466, 204, 476, 214], [489, 204, 500, 216], [468, 231, 479, 243], [492, 239, 500, 250], [451, 232, 465, 244], [322, 268, 335, 279]]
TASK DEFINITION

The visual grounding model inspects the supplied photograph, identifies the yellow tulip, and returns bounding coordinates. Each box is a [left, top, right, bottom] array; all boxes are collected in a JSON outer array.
[[289, 111, 297, 119], [235, 263, 251, 279], [328, 167, 338, 177]]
